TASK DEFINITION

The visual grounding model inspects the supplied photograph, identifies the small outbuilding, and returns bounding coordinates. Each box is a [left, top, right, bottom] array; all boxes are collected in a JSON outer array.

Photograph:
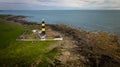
[[19, 35, 26, 39]]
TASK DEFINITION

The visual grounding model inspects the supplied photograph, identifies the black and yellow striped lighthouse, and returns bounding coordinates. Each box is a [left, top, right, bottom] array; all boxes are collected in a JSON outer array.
[[41, 19, 46, 36]]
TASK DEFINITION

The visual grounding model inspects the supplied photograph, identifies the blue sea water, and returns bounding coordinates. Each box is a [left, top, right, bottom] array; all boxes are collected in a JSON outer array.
[[0, 10, 120, 36]]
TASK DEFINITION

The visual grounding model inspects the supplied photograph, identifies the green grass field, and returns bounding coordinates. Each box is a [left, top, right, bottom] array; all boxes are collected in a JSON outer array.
[[0, 16, 59, 67]]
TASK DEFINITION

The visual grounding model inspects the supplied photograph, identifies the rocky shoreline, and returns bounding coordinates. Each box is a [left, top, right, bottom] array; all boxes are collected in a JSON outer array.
[[1, 14, 120, 67]]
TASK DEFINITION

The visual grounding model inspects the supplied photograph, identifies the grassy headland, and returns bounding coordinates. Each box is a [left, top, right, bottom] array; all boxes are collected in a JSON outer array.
[[0, 15, 59, 67], [0, 14, 120, 67]]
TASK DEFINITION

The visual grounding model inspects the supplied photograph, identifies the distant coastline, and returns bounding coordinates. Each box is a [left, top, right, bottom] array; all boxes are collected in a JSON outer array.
[[0, 10, 120, 37]]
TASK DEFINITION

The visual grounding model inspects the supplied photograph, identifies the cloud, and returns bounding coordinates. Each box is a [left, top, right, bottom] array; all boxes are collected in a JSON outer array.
[[38, 0, 57, 2], [0, 0, 120, 10], [1, 2, 25, 5]]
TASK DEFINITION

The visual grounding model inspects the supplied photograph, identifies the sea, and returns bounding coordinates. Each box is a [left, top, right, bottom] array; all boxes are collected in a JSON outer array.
[[0, 10, 120, 37]]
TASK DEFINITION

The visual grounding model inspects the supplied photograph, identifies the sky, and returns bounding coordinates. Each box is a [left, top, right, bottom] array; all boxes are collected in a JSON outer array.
[[0, 0, 120, 10]]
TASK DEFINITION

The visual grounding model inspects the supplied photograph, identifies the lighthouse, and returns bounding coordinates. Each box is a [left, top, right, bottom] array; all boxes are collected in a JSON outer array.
[[41, 19, 46, 39]]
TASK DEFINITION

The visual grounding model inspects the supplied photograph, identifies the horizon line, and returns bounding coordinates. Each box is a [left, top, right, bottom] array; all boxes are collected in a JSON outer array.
[[0, 9, 120, 10]]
